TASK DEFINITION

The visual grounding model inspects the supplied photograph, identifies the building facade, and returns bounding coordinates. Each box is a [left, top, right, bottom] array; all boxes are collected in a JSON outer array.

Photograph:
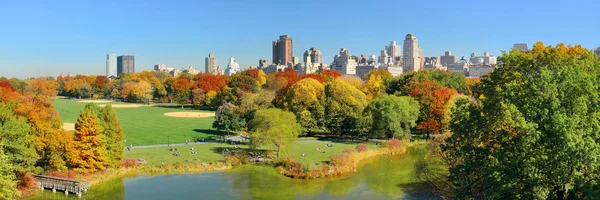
[[259, 58, 268, 68], [403, 34, 422, 73], [330, 48, 358, 75], [272, 34, 294, 65], [117, 55, 135, 75], [154, 64, 166, 71], [303, 48, 323, 63], [225, 57, 240, 75], [386, 41, 402, 59], [513, 43, 529, 51], [205, 53, 218, 74], [423, 57, 444, 70], [469, 52, 497, 65], [106, 54, 116, 77], [440, 51, 457, 67]]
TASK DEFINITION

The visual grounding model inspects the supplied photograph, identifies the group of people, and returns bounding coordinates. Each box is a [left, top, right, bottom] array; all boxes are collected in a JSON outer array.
[[303, 144, 335, 156]]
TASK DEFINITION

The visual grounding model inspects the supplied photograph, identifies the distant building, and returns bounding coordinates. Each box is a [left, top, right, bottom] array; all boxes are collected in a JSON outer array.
[[423, 57, 444, 70], [595, 46, 600, 57], [330, 48, 358, 75], [403, 34, 423, 72], [170, 69, 181, 77], [513, 43, 529, 51], [205, 53, 218, 74], [386, 41, 402, 62], [469, 52, 497, 65], [183, 66, 200, 75], [448, 56, 469, 76], [154, 64, 166, 71], [272, 34, 294, 65], [225, 58, 241, 75], [303, 48, 323, 63], [259, 58, 268, 68], [440, 51, 458, 67], [263, 64, 288, 74], [296, 48, 325, 75], [117, 55, 135, 75], [106, 54, 116, 77]]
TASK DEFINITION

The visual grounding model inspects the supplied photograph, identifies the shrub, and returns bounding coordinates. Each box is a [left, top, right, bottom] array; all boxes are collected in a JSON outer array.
[[342, 148, 355, 155], [121, 158, 138, 168], [225, 155, 242, 166], [355, 143, 368, 152], [387, 138, 402, 149]]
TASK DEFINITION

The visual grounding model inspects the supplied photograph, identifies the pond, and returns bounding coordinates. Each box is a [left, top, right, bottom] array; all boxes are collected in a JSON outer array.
[[31, 146, 438, 200]]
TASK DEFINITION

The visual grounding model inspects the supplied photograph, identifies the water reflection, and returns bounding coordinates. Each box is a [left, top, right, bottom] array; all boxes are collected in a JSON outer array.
[[31, 146, 438, 200]]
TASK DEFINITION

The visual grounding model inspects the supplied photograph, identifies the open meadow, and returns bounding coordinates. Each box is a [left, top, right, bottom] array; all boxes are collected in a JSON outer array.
[[53, 97, 219, 146]]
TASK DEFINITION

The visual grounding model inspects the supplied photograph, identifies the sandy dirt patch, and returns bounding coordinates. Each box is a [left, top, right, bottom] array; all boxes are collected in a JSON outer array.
[[98, 104, 144, 108], [163, 112, 216, 118], [78, 100, 112, 103], [62, 123, 75, 131]]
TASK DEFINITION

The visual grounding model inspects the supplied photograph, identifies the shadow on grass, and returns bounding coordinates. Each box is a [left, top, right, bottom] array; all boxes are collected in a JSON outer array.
[[210, 147, 269, 156]]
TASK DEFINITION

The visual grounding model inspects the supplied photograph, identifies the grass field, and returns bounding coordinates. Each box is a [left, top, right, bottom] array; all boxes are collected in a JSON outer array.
[[124, 140, 381, 167], [53, 97, 219, 146]]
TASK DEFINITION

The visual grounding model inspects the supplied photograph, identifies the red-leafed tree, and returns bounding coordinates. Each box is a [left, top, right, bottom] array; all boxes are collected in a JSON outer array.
[[408, 80, 457, 139], [193, 73, 229, 92], [171, 76, 193, 108]]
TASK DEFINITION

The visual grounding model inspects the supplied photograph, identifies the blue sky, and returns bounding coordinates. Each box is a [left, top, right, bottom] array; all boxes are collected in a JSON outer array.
[[1, 0, 599, 78]]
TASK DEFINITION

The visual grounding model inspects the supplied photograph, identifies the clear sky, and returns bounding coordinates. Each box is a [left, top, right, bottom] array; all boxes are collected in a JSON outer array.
[[1, 0, 599, 78]]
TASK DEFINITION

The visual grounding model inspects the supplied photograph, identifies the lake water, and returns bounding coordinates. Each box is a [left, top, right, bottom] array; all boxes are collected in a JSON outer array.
[[31, 146, 438, 200]]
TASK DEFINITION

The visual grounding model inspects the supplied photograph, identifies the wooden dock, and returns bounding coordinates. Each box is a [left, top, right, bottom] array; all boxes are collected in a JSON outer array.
[[33, 174, 90, 196]]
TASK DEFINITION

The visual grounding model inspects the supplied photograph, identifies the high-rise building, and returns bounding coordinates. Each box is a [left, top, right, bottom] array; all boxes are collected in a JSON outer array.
[[303, 48, 323, 63], [272, 34, 294, 65], [440, 51, 458, 66], [117, 55, 135, 75], [423, 57, 443, 70], [106, 54, 116, 77], [154, 64, 166, 71], [469, 52, 497, 65], [225, 58, 240, 75], [513, 43, 529, 51], [330, 48, 358, 75], [386, 41, 402, 58], [594, 46, 600, 57], [259, 58, 268, 69], [403, 34, 422, 72], [205, 53, 218, 74]]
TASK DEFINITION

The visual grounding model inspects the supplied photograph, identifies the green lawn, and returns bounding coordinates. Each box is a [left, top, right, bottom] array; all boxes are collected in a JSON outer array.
[[53, 97, 220, 146], [289, 141, 379, 168], [124, 143, 239, 165]]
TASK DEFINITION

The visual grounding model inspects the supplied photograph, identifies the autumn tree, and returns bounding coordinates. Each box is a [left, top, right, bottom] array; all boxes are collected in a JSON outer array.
[[229, 71, 260, 93], [319, 69, 342, 81], [68, 104, 108, 173], [193, 73, 228, 92], [248, 108, 301, 158], [324, 79, 368, 138], [234, 91, 274, 124], [408, 81, 457, 139], [121, 81, 153, 104], [363, 95, 420, 139], [277, 78, 325, 135], [171, 76, 193, 107], [25, 77, 59, 98], [96, 105, 124, 168], [442, 42, 600, 199], [362, 69, 393, 101], [0, 103, 37, 177], [387, 69, 467, 95]]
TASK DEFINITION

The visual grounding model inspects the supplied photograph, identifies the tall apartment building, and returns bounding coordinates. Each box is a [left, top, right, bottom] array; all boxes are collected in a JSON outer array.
[[272, 34, 293, 65], [303, 47, 323, 63], [205, 53, 218, 74], [117, 55, 135, 75], [106, 54, 116, 77], [259, 58, 268, 69], [386, 41, 401, 58], [330, 48, 358, 75], [440, 51, 458, 66], [513, 43, 529, 51], [225, 58, 240, 76], [403, 34, 422, 72]]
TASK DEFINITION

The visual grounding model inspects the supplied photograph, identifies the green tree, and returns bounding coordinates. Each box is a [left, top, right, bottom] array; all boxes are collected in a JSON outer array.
[[248, 108, 301, 158], [212, 103, 246, 136], [0, 103, 37, 175], [97, 105, 124, 168], [0, 144, 20, 200], [324, 79, 368, 138], [363, 95, 420, 139], [443, 42, 600, 199], [386, 69, 467, 95], [68, 105, 108, 173]]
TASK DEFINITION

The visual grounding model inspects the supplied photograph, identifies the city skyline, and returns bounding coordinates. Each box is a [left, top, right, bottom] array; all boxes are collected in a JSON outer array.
[[1, 0, 599, 78]]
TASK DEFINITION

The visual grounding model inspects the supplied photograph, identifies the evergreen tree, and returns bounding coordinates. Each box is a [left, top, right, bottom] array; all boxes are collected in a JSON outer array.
[[97, 105, 124, 168]]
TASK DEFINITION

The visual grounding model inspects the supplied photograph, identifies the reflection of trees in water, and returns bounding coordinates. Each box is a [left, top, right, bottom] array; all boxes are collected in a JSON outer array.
[[229, 166, 325, 200], [87, 177, 126, 200]]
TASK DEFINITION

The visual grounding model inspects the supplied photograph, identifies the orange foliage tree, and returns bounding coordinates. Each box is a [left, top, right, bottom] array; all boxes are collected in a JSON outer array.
[[67, 105, 108, 173], [408, 80, 457, 139]]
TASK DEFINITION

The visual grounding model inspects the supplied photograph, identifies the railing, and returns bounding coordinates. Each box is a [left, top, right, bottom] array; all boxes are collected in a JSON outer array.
[[33, 175, 90, 197]]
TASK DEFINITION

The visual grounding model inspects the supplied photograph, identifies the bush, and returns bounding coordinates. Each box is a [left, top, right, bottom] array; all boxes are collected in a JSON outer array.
[[225, 155, 242, 166], [225, 151, 249, 166], [342, 148, 355, 155], [387, 138, 402, 149], [121, 158, 138, 168], [355, 143, 368, 152]]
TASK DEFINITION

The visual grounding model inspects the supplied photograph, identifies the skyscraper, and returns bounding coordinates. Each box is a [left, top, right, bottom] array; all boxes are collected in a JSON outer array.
[[272, 34, 293, 65], [106, 54, 116, 77], [513, 43, 529, 51], [117, 55, 135, 75], [330, 48, 358, 75], [403, 34, 422, 72], [205, 53, 218, 74], [303, 48, 322, 63], [385, 41, 401, 58], [440, 51, 458, 66]]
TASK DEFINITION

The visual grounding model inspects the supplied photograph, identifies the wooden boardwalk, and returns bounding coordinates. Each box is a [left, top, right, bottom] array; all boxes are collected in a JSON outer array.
[[33, 175, 90, 196]]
